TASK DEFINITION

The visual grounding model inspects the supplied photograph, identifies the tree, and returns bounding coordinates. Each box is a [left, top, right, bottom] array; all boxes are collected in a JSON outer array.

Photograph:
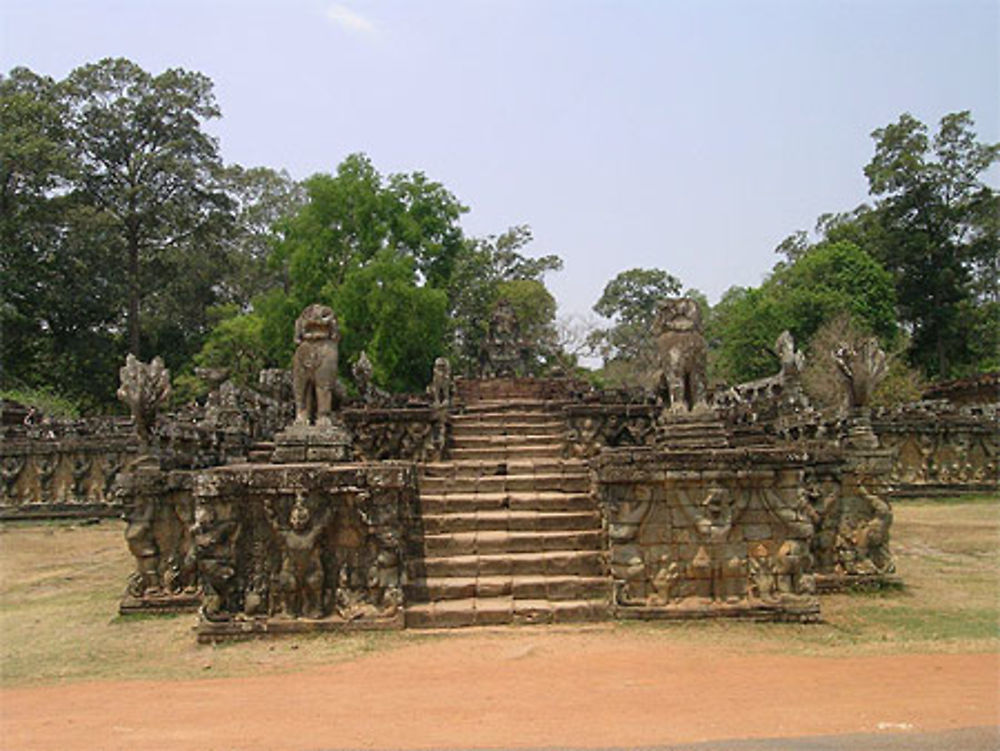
[[864, 111, 999, 377], [270, 154, 467, 306], [217, 165, 307, 307], [447, 225, 563, 374], [334, 251, 448, 392], [218, 154, 478, 391], [587, 268, 683, 383], [60, 57, 234, 358], [708, 242, 898, 384], [0, 67, 125, 409]]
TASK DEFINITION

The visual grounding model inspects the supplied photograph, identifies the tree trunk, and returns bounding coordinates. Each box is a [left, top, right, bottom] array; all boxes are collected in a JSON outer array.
[[128, 236, 140, 356]]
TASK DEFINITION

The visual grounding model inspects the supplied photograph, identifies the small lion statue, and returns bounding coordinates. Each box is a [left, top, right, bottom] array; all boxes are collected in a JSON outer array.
[[292, 304, 345, 427], [654, 297, 708, 412]]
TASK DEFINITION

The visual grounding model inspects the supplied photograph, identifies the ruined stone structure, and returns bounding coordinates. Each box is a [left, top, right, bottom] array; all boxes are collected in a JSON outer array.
[[14, 297, 997, 634], [597, 448, 824, 620]]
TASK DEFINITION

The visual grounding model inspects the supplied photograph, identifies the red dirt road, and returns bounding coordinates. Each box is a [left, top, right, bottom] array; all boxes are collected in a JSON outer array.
[[2, 632, 997, 751]]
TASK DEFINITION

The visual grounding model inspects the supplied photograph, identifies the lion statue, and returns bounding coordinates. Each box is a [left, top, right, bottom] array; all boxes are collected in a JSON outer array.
[[292, 304, 345, 427], [653, 297, 708, 412]]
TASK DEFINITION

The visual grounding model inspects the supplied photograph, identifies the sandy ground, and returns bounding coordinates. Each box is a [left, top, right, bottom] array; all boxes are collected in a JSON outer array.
[[1, 630, 997, 751]]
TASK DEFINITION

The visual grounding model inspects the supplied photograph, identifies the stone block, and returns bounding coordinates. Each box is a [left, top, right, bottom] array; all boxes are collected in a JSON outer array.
[[743, 524, 772, 541]]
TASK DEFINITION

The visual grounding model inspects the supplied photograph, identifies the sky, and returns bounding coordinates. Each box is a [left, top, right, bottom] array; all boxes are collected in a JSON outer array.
[[2, 0, 997, 329]]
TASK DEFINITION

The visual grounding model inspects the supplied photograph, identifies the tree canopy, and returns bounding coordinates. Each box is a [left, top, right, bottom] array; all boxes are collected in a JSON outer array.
[[863, 111, 999, 377]]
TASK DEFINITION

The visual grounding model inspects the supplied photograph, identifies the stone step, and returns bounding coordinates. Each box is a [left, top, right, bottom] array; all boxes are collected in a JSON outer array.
[[420, 509, 601, 535], [422, 529, 603, 556], [410, 550, 605, 579], [419, 492, 597, 515], [405, 574, 610, 603], [458, 399, 553, 412], [422, 457, 586, 477], [449, 445, 565, 462], [419, 472, 591, 496], [451, 433, 564, 449], [404, 597, 609, 628], [453, 412, 564, 428]]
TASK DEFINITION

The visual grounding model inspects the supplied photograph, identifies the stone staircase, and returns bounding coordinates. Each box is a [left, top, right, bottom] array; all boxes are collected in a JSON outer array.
[[405, 398, 610, 627]]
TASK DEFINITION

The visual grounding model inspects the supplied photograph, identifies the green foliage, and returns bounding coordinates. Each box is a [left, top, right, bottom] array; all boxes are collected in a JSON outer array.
[[0, 387, 81, 419], [0, 59, 271, 410], [60, 57, 235, 358], [193, 305, 268, 388], [447, 225, 563, 374], [588, 268, 683, 381], [271, 154, 467, 305], [334, 252, 448, 392], [708, 242, 898, 385], [707, 285, 789, 384], [864, 111, 999, 378]]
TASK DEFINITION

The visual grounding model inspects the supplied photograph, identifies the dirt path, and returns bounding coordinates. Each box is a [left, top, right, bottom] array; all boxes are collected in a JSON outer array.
[[2, 631, 997, 751]]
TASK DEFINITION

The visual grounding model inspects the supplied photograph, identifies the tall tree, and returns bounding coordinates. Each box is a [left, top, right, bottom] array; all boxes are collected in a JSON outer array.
[[0, 67, 124, 407], [60, 57, 234, 357], [864, 111, 999, 377], [446, 225, 562, 374], [708, 241, 898, 384], [587, 267, 683, 380]]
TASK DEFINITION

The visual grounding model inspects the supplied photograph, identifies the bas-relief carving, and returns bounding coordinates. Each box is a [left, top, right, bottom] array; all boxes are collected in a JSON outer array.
[[601, 465, 820, 617], [481, 298, 530, 378], [190, 466, 412, 635]]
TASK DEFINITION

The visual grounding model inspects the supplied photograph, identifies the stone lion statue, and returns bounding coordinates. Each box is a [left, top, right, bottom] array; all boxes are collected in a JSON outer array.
[[654, 298, 708, 412], [292, 304, 345, 427]]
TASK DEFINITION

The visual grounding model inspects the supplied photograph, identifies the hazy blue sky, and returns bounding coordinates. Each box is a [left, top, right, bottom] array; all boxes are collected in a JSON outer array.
[[2, 0, 997, 326]]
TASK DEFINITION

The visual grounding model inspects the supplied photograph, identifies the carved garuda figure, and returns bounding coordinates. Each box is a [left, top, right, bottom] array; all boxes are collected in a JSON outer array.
[[265, 496, 333, 618], [292, 304, 346, 427], [654, 298, 708, 412], [117, 354, 171, 447]]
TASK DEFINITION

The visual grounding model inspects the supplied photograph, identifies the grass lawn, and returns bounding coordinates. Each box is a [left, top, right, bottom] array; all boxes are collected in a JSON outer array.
[[1, 495, 997, 687]]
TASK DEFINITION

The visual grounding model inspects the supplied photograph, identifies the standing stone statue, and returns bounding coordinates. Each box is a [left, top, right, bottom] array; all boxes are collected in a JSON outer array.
[[481, 298, 529, 377], [352, 351, 388, 405], [428, 357, 453, 409], [292, 304, 345, 427], [834, 338, 888, 409], [117, 354, 171, 449], [654, 298, 708, 412], [273, 304, 352, 463]]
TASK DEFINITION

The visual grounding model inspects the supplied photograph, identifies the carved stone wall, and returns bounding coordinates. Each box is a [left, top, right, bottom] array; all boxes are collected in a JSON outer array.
[[343, 407, 447, 462], [1, 418, 135, 518], [563, 404, 658, 459], [190, 462, 419, 641], [118, 463, 200, 613], [872, 403, 998, 496], [596, 447, 825, 622]]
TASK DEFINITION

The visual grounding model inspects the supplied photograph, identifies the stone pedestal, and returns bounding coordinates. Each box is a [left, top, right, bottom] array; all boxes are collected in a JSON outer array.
[[271, 421, 352, 463]]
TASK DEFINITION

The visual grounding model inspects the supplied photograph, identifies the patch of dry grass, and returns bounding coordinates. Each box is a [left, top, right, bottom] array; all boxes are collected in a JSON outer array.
[[0, 521, 423, 686], [0, 496, 996, 687]]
